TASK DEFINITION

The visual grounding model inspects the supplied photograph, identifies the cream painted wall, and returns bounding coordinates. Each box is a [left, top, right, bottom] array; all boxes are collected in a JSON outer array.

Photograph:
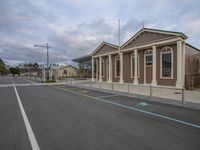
[[58, 66, 77, 77]]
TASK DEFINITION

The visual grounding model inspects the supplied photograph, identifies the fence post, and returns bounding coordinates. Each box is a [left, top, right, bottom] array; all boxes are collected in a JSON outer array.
[[111, 82, 114, 92], [182, 87, 186, 104], [43, 68, 45, 83], [150, 84, 152, 100], [128, 83, 130, 95], [90, 79, 92, 88]]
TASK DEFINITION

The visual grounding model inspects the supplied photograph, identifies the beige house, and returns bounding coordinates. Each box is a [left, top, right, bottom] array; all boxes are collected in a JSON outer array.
[[91, 28, 200, 88], [58, 65, 77, 78]]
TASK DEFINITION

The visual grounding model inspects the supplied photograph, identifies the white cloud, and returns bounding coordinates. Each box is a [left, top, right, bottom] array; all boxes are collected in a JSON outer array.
[[0, 0, 200, 66]]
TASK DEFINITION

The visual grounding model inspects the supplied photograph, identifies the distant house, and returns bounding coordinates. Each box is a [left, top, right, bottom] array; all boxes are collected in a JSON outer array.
[[75, 27, 200, 88], [58, 65, 77, 78], [72, 55, 91, 78], [49, 65, 77, 80]]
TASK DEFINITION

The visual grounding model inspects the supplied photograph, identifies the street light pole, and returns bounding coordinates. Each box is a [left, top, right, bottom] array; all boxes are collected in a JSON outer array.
[[34, 43, 52, 81], [34, 42, 51, 69], [47, 43, 49, 68]]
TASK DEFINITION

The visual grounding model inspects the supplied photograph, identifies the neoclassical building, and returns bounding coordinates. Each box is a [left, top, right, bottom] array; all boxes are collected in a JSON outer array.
[[90, 28, 200, 88]]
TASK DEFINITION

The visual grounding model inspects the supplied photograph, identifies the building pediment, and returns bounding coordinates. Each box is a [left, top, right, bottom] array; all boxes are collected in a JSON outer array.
[[121, 28, 187, 50], [92, 41, 118, 56]]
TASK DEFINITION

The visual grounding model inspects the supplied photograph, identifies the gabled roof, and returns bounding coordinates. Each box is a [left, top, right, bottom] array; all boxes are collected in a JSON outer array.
[[59, 65, 77, 70], [121, 27, 187, 49], [92, 41, 118, 55]]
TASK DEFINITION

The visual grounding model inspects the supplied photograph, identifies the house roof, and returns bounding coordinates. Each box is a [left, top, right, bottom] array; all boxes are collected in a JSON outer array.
[[91, 41, 118, 55], [186, 43, 200, 52], [72, 54, 91, 62], [59, 65, 77, 70], [121, 27, 188, 49]]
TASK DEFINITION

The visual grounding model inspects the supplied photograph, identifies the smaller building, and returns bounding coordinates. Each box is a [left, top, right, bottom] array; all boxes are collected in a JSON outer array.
[[72, 55, 91, 78], [49, 65, 77, 80], [58, 65, 77, 78]]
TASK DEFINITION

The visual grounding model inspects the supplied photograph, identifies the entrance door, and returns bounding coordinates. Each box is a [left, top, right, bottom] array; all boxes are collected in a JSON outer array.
[[145, 50, 152, 84]]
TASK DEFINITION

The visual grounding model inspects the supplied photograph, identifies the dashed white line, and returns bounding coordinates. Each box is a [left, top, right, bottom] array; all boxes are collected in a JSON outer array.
[[13, 84, 40, 150]]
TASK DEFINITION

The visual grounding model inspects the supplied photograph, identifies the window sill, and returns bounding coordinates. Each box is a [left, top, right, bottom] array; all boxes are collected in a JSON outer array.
[[160, 77, 174, 80]]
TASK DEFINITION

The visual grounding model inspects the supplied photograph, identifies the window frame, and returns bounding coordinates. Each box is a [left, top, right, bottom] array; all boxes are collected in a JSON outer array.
[[102, 58, 105, 78], [106, 58, 109, 80], [145, 50, 153, 66], [160, 46, 173, 79], [115, 55, 120, 78]]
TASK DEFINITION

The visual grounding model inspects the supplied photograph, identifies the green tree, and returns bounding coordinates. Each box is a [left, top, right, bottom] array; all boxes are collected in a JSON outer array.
[[0, 59, 8, 75], [9, 67, 20, 76]]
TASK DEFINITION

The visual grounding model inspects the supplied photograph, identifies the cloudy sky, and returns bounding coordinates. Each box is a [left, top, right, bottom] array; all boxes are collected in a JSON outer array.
[[0, 0, 200, 66]]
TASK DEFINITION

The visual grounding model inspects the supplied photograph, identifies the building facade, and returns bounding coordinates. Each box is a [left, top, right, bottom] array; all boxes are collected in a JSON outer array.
[[91, 28, 200, 88], [72, 55, 92, 78], [58, 65, 77, 78]]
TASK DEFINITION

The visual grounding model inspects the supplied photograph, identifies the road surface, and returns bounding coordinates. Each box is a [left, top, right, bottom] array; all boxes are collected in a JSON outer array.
[[0, 76, 200, 150]]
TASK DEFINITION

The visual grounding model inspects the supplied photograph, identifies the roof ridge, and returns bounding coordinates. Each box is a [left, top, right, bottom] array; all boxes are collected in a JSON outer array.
[[91, 41, 118, 55], [102, 41, 118, 48], [120, 27, 187, 49], [143, 27, 186, 36]]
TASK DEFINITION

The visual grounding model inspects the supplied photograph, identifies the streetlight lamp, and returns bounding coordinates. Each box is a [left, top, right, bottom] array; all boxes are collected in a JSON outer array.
[[34, 42, 52, 81]]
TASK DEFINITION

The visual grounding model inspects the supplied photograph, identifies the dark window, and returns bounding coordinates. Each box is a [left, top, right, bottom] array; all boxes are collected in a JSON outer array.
[[116, 58, 120, 77], [162, 53, 172, 77], [102, 61, 104, 77], [146, 55, 152, 66], [132, 57, 135, 76]]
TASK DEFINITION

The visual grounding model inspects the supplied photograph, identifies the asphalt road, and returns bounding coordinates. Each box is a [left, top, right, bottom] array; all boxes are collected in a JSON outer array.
[[0, 76, 200, 150]]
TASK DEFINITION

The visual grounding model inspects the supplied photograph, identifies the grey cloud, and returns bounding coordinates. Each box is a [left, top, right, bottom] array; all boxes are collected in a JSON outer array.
[[0, 0, 200, 66]]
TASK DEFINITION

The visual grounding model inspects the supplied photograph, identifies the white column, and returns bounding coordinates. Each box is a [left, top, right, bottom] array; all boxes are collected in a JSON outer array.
[[96, 58, 98, 81], [176, 40, 183, 87], [133, 49, 138, 85], [152, 45, 157, 85], [108, 54, 112, 83], [91, 57, 95, 81], [182, 42, 185, 86], [119, 52, 124, 83], [99, 56, 102, 82]]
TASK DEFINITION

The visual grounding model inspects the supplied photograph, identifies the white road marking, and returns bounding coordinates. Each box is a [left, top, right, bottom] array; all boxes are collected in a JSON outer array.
[[13, 84, 40, 150]]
